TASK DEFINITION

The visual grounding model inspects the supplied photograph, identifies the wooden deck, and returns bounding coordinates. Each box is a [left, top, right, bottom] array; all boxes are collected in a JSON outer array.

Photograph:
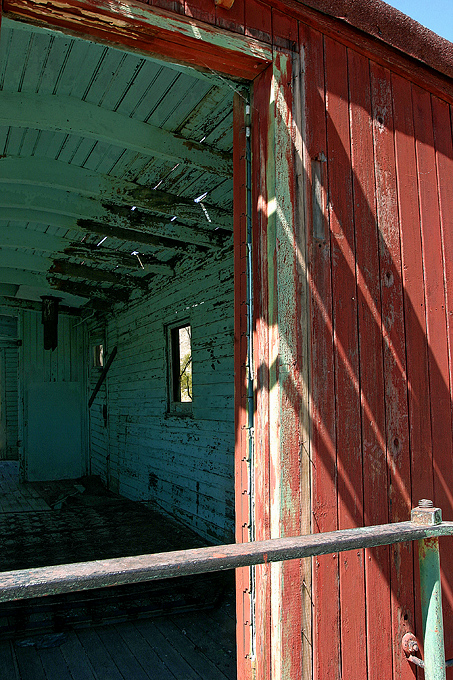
[[0, 463, 237, 679], [0, 595, 236, 679]]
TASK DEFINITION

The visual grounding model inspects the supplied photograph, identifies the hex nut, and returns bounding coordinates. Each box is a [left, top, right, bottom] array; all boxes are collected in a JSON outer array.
[[411, 506, 442, 526]]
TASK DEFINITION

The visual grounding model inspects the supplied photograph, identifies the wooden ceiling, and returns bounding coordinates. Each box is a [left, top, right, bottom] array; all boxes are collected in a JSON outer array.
[[0, 18, 234, 312]]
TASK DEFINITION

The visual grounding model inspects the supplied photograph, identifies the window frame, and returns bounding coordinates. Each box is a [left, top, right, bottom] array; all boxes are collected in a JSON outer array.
[[166, 321, 193, 416]]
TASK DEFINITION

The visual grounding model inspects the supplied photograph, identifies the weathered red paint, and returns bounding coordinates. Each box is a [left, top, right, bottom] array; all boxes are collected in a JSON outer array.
[[245, 0, 272, 44], [273, 49, 305, 680], [215, 0, 244, 33], [252, 62, 273, 680], [233, 92, 253, 680], [1, 0, 453, 677], [184, 0, 216, 25], [301, 22, 340, 680], [324, 35, 367, 680], [3, 0, 269, 80], [413, 86, 453, 671], [348, 50, 393, 680], [272, 8, 298, 49], [370, 63, 414, 680]]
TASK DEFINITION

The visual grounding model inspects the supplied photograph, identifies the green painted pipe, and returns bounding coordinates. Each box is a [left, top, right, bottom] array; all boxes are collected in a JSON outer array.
[[419, 535, 446, 680]]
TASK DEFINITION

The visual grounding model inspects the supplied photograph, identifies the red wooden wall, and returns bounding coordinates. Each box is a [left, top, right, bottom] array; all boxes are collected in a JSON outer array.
[[132, 1, 453, 677], [4, 0, 453, 675], [302, 23, 453, 680]]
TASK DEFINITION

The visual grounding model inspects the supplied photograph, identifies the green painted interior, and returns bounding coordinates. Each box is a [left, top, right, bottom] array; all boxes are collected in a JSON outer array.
[[0, 18, 235, 541], [0, 17, 233, 309]]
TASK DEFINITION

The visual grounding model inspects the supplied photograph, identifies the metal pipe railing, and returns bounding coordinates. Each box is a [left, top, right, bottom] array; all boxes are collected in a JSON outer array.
[[0, 499, 451, 677]]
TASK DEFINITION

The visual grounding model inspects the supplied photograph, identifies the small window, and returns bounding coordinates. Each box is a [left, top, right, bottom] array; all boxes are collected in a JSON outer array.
[[93, 344, 104, 368], [168, 323, 192, 412]]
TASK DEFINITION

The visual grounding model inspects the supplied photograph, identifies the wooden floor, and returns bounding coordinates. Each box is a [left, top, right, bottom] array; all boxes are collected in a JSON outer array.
[[0, 463, 237, 679], [0, 595, 236, 679]]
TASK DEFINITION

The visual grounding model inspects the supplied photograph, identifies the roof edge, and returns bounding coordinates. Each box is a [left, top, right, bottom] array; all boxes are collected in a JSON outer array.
[[293, 0, 453, 82]]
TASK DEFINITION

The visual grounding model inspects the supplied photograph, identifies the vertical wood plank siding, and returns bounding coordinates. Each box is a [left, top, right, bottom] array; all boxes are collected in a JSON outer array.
[[252, 64, 273, 680], [233, 93, 252, 679], [301, 28, 453, 680], [20, 311, 84, 385], [3, 0, 453, 677], [0, 314, 18, 459], [19, 310, 85, 480], [88, 248, 235, 545]]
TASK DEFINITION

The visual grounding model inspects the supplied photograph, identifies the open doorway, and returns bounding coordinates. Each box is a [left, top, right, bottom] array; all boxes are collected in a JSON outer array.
[[0, 13, 240, 671], [0, 16, 236, 545]]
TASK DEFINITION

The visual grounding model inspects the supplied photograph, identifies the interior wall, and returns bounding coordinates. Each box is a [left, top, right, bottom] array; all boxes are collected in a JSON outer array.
[[20, 309, 86, 481], [87, 317, 108, 483], [0, 314, 18, 460], [88, 246, 234, 544]]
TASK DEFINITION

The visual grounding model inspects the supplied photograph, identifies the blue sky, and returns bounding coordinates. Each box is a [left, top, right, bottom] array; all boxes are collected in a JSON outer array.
[[384, 1, 453, 42]]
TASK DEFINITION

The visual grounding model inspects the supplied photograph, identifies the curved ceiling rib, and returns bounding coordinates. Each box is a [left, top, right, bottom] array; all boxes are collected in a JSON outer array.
[[0, 185, 223, 247], [0, 93, 233, 177], [0, 157, 233, 230], [0, 20, 234, 311]]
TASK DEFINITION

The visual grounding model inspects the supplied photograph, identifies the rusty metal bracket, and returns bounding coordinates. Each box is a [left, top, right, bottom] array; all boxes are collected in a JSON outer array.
[[405, 655, 453, 671]]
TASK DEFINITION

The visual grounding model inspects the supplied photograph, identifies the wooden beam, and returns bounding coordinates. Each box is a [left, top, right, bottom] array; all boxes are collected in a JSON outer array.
[[0, 185, 221, 248], [50, 259, 152, 289], [76, 219, 209, 253], [0, 519, 452, 602], [0, 267, 55, 289], [0, 93, 233, 178], [2, 0, 272, 80], [48, 277, 130, 303], [0, 157, 233, 231], [63, 244, 174, 276], [0, 250, 51, 274], [89, 346, 117, 408], [0, 296, 82, 315], [0, 267, 124, 307], [0, 208, 198, 253]]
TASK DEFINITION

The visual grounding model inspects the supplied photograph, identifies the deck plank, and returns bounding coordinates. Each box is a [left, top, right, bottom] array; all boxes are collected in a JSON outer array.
[[59, 634, 97, 680], [0, 462, 237, 679], [15, 645, 47, 680], [76, 628, 125, 680], [114, 621, 177, 680], [95, 625, 150, 680], [168, 611, 236, 678], [132, 618, 202, 680], [0, 640, 19, 679], [153, 617, 231, 680], [38, 645, 72, 680]]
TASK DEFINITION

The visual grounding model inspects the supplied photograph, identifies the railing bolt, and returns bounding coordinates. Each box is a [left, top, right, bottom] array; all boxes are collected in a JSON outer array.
[[402, 632, 420, 654], [419, 499, 434, 508]]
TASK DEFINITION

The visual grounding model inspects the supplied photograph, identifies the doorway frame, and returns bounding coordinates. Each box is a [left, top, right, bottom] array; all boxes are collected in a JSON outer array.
[[0, 2, 305, 677]]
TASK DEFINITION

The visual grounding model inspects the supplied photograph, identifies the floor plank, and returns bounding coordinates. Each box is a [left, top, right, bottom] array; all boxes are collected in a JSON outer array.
[[114, 621, 177, 680], [0, 640, 19, 679], [153, 618, 231, 680], [15, 645, 47, 680], [38, 646, 72, 680], [95, 625, 150, 680], [59, 634, 97, 680], [133, 619, 203, 680], [76, 628, 125, 680], [0, 462, 237, 680], [169, 611, 236, 678]]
